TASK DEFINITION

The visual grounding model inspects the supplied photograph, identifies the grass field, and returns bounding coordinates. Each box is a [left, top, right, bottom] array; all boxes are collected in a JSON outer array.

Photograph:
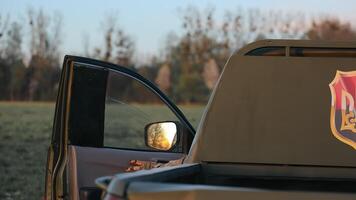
[[0, 102, 205, 200]]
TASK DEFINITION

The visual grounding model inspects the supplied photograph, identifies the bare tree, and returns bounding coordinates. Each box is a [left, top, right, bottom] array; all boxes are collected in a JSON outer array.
[[103, 16, 116, 61], [114, 29, 134, 66], [163, 6, 310, 102], [5, 22, 23, 62], [28, 8, 62, 61], [0, 14, 10, 58], [26, 8, 62, 100], [306, 17, 356, 40], [5, 22, 26, 100], [94, 15, 135, 66]]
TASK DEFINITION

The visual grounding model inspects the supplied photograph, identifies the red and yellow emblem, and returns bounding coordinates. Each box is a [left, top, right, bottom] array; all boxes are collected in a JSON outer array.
[[329, 70, 356, 149]]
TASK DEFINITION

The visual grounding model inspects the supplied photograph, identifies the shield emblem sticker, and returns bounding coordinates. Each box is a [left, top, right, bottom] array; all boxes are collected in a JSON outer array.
[[329, 70, 356, 149]]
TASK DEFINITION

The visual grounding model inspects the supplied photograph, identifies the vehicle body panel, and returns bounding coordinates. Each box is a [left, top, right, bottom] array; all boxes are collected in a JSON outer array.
[[187, 55, 356, 167], [67, 146, 184, 199], [127, 182, 355, 200], [104, 163, 356, 199], [103, 40, 356, 200]]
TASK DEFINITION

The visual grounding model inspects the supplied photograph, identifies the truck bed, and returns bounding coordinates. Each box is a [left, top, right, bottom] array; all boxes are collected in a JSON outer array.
[[100, 163, 356, 199], [126, 182, 355, 200]]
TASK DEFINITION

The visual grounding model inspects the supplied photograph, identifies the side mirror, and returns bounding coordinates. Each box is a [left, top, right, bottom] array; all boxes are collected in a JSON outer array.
[[144, 121, 179, 151]]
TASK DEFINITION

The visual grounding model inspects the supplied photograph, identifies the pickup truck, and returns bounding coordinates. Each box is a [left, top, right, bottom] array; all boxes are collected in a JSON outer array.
[[44, 40, 356, 200]]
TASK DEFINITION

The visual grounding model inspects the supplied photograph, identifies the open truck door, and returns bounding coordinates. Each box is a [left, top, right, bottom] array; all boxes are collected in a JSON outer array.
[[44, 56, 195, 200]]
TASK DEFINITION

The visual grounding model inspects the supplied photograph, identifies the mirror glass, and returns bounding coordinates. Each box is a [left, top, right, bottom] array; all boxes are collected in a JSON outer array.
[[146, 122, 177, 150]]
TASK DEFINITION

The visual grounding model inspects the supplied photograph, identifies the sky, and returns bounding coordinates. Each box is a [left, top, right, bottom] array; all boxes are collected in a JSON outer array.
[[1, 0, 356, 63]]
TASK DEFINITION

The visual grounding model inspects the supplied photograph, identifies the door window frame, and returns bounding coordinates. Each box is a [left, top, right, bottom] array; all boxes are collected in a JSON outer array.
[[49, 55, 196, 199], [52, 56, 196, 148]]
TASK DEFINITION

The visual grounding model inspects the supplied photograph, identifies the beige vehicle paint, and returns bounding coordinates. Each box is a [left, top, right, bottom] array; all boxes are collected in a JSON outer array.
[[103, 40, 356, 200]]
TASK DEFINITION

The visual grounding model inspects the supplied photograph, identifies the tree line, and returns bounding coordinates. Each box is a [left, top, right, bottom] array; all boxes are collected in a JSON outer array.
[[0, 7, 355, 103]]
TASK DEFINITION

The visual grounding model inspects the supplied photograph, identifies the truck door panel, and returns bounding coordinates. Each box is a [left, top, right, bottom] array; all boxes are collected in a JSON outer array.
[[67, 145, 184, 199], [46, 56, 194, 200]]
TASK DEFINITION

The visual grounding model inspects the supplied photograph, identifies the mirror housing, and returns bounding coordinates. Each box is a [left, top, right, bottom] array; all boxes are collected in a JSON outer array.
[[144, 121, 180, 151]]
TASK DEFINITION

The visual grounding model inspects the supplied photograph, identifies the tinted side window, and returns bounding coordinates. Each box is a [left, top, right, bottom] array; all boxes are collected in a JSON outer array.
[[104, 70, 179, 150], [245, 47, 286, 56], [290, 47, 356, 57]]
